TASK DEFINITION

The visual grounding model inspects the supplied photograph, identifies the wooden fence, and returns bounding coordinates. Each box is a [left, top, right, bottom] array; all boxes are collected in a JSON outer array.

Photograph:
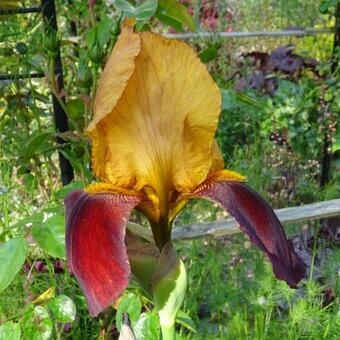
[[172, 199, 340, 241], [165, 27, 333, 40]]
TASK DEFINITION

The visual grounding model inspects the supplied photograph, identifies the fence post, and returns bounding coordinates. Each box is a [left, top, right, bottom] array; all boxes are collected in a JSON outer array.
[[41, 0, 74, 186]]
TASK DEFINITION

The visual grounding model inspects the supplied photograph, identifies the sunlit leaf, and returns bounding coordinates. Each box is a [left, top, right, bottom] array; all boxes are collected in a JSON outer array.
[[116, 293, 142, 332], [48, 295, 76, 323], [32, 215, 66, 259], [0, 321, 21, 340], [21, 306, 52, 340], [0, 237, 28, 293], [134, 312, 160, 340]]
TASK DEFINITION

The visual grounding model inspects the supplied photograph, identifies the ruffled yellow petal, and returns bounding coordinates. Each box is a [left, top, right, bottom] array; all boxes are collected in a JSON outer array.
[[88, 20, 141, 130], [88, 30, 221, 219]]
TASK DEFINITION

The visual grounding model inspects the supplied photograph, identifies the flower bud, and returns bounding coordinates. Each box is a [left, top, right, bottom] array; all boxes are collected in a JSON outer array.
[[43, 31, 60, 58], [88, 42, 103, 66]]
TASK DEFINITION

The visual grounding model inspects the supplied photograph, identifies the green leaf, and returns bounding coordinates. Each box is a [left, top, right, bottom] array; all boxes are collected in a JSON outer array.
[[319, 1, 330, 14], [136, 0, 158, 20], [176, 310, 197, 333], [0, 321, 21, 340], [21, 131, 52, 162], [116, 293, 142, 332], [0, 238, 28, 293], [134, 312, 160, 340], [56, 180, 84, 199], [48, 295, 76, 323], [115, 0, 136, 16], [199, 45, 219, 63], [32, 214, 66, 259], [157, 0, 195, 31], [21, 306, 52, 340], [86, 17, 113, 49], [155, 11, 183, 31], [96, 17, 113, 47]]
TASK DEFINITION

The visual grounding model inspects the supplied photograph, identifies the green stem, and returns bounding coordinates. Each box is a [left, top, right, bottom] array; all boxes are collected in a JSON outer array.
[[160, 321, 175, 340]]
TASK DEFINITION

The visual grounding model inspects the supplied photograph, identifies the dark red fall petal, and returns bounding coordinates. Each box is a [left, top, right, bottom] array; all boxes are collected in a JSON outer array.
[[193, 181, 305, 287], [65, 190, 141, 316]]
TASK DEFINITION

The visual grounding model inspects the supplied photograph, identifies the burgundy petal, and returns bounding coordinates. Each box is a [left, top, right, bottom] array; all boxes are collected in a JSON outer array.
[[193, 181, 305, 287], [65, 190, 141, 316]]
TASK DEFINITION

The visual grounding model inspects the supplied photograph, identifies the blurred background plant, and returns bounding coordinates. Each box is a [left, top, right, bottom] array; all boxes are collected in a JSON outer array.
[[0, 0, 339, 339]]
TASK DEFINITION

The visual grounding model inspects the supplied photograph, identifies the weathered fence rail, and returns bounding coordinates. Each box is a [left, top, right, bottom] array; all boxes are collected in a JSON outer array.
[[172, 199, 340, 240], [165, 27, 333, 40]]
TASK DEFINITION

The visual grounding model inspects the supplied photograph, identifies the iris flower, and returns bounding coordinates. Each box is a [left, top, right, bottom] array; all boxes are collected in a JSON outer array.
[[65, 19, 305, 319]]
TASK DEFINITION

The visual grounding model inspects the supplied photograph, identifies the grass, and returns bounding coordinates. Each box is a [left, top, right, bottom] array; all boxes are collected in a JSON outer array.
[[178, 238, 340, 339]]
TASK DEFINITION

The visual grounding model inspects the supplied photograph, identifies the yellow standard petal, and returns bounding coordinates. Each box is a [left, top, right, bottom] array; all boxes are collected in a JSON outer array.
[[87, 20, 141, 182], [87, 29, 221, 220]]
